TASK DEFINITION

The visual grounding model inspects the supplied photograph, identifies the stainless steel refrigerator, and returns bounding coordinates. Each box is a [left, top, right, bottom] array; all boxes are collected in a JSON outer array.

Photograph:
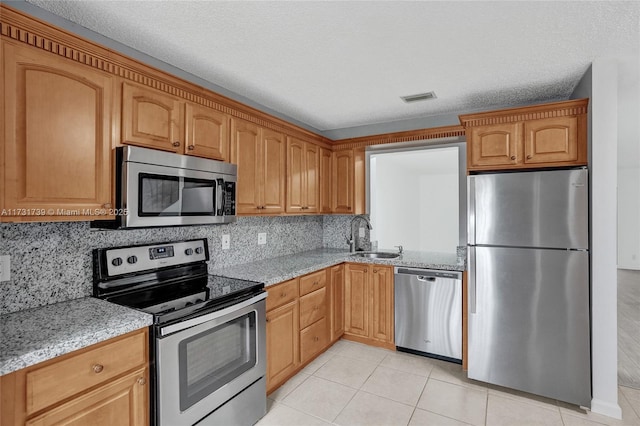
[[467, 168, 591, 407]]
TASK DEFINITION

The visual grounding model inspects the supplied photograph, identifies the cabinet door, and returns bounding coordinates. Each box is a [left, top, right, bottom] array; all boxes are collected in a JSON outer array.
[[261, 128, 286, 214], [300, 317, 329, 364], [371, 266, 394, 344], [266, 301, 299, 391], [3, 42, 113, 219], [299, 287, 327, 329], [304, 142, 320, 213], [524, 116, 579, 165], [231, 118, 262, 214], [286, 137, 305, 213], [332, 150, 354, 213], [344, 264, 369, 337], [330, 265, 345, 341], [122, 81, 183, 152], [184, 103, 229, 161], [468, 123, 520, 170], [320, 148, 333, 213], [26, 369, 148, 426]]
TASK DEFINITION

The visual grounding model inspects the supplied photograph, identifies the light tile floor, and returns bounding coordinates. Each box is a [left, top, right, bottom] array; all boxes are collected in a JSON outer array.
[[257, 340, 640, 426]]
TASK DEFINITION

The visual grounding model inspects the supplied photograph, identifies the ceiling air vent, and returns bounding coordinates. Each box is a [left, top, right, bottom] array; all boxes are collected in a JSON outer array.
[[401, 92, 437, 103]]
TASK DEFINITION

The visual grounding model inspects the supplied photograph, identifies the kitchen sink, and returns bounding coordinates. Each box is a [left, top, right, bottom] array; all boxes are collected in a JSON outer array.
[[350, 252, 400, 259]]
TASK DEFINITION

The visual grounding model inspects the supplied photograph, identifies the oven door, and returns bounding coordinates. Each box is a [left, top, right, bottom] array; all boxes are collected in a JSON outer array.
[[156, 293, 266, 426], [123, 161, 236, 228]]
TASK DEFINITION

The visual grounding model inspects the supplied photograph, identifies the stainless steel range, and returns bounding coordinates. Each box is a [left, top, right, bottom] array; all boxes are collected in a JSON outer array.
[[93, 238, 267, 426]]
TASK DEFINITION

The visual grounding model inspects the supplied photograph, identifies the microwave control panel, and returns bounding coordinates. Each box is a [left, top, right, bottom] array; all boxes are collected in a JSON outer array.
[[223, 181, 236, 215]]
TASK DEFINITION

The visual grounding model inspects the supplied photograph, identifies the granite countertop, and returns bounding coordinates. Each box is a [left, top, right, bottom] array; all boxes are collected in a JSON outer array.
[[209, 247, 465, 286], [0, 297, 153, 376]]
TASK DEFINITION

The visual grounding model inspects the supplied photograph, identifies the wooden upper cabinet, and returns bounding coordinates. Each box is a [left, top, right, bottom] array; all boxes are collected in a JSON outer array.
[[286, 137, 319, 213], [261, 128, 286, 214], [468, 123, 519, 169], [332, 149, 355, 213], [185, 103, 229, 161], [524, 116, 578, 165], [122, 82, 231, 160], [320, 148, 333, 213], [461, 98, 588, 172], [231, 118, 285, 214], [2, 41, 113, 221], [122, 81, 183, 153]]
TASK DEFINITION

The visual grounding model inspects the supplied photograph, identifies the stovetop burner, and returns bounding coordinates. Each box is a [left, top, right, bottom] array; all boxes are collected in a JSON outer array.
[[93, 239, 264, 325]]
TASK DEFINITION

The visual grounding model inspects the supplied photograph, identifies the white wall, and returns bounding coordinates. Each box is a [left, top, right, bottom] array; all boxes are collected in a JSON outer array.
[[617, 57, 640, 270], [370, 147, 459, 253], [589, 58, 622, 419]]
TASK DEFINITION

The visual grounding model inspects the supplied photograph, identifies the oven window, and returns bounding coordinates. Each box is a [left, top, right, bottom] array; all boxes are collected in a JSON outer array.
[[138, 174, 216, 216], [178, 311, 257, 411]]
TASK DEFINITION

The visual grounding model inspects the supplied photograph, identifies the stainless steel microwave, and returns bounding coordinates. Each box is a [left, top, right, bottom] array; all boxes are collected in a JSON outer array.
[[92, 146, 236, 229]]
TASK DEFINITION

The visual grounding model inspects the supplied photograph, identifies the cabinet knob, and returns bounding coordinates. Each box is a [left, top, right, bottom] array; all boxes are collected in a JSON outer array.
[[188, 145, 195, 151], [314, 336, 319, 342], [280, 292, 287, 298], [373, 269, 378, 273], [313, 306, 319, 311], [173, 141, 181, 147], [527, 155, 532, 159], [102, 203, 112, 209], [137, 377, 146, 386], [510, 156, 516, 160], [92, 364, 104, 374]]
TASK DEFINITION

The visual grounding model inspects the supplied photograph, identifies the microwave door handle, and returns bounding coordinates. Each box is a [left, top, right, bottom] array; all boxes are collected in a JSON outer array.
[[216, 178, 225, 216]]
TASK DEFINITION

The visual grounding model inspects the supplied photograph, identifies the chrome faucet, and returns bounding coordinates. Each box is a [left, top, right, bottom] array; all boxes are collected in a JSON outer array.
[[347, 215, 373, 252]]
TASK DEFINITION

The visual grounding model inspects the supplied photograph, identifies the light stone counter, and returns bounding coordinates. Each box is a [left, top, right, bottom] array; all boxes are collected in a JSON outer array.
[[209, 247, 465, 286], [0, 297, 153, 376]]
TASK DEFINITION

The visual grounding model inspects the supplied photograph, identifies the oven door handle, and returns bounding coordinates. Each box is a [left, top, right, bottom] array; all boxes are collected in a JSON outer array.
[[159, 292, 267, 337]]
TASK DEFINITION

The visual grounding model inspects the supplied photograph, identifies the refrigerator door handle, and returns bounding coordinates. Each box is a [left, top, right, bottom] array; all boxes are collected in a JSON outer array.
[[468, 176, 476, 245], [469, 246, 477, 314]]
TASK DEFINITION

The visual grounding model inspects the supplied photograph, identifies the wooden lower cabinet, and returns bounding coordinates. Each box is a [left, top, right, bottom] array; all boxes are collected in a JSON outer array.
[[0, 329, 149, 426], [329, 264, 345, 342], [344, 263, 395, 349], [266, 299, 300, 392]]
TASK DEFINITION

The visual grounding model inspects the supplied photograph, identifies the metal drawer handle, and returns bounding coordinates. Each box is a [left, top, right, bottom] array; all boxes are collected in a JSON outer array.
[[137, 377, 146, 385], [92, 364, 104, 374]]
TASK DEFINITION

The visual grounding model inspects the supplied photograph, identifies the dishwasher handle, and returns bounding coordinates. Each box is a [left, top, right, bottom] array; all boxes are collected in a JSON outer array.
[[417, 276, 436, 282]]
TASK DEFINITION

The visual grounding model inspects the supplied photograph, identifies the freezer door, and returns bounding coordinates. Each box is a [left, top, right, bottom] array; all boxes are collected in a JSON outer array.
[[468, 246, 591, 406], [468, 169, 588, 249]]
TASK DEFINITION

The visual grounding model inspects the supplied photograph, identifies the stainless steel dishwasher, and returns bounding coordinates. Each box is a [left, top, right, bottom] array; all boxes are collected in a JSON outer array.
[[394, 267, 462, 363]]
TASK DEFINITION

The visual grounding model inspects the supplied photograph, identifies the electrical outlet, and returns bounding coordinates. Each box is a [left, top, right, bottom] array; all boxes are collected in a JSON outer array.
[[222, 234, 230, 250], [359, 227, 365, 238], [0, 255, 10, 282], [258, 232, 267, 245]]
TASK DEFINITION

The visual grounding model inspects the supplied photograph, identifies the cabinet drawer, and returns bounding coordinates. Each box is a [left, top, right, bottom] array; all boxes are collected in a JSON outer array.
[[266, 279, 298, 311], [25, 330, 147, 415], [299, 270, 326, 296], [300, 317, 329, 364], [299, 287, 327, 329]]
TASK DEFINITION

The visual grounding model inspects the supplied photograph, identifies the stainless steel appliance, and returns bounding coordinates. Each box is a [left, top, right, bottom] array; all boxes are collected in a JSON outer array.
[[92, 146, 237, 229], [93, 239, 267, 426], [394, 267, 462, 362], [467, 168, 591, 407]]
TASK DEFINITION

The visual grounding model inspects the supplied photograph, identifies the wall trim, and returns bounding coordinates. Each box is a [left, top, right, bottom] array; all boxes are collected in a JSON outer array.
[[332, 125, 466, 150], [590, 398, 622, 419]]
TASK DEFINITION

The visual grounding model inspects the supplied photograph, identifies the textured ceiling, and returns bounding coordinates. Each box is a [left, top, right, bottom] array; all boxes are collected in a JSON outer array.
[[24, 0, 640, 133]]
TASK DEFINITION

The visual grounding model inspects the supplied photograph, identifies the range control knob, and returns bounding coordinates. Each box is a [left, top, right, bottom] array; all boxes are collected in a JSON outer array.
[[127, 255, 138, 264], [111, 257, 123, 267], [195, 247, 203, 255], [185, 248, 194, 256]]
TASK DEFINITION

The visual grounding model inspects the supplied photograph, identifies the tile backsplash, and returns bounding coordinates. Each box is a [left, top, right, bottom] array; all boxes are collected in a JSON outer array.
[[0, 215, 362, 314]]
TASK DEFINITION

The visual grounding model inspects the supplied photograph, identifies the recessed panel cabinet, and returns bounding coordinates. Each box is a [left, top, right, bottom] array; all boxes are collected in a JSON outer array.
[[461, 99, 588, 171], [231, 119, 286, 214], [0, 329, 149, 426], [122, 82, 230, 161], [320, 148, 333, 213], [286, 137, 320, 213], [344, 263, 394, 349], [332, 149, 354, 213], [2, 41, 114, 222]]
